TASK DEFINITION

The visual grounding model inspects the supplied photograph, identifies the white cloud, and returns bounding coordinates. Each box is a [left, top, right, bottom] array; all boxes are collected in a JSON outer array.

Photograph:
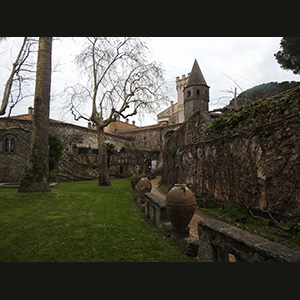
[[1, 37, 299, 126], [148, 37, 299, 114]]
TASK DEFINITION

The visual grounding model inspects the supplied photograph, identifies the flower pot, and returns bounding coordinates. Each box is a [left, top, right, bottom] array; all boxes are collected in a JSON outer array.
[[165, 184, 196, 230]]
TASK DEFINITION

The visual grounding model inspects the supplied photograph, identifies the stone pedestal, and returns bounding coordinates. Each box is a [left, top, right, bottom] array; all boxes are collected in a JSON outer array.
[[170, 226, 190, 240], [170, 227, 199, 257]]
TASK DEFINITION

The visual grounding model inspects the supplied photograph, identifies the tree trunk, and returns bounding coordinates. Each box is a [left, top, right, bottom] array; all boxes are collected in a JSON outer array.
[[97, 125, 111, 186], [18, 37, 52, 193]]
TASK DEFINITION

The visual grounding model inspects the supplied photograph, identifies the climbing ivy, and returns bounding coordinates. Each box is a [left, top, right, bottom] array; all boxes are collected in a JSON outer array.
[[205, 85, 300, 135], [49, 133, 64, 173]]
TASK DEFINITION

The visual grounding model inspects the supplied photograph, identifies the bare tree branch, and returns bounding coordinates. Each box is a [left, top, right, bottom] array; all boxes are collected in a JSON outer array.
[[0, 37, 38, 116], [67, 37, 169, 127], [65, 37, 169, 186]]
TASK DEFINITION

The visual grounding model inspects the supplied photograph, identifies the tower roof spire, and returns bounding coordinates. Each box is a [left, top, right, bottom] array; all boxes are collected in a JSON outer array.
[[186, 59, 207, 87]]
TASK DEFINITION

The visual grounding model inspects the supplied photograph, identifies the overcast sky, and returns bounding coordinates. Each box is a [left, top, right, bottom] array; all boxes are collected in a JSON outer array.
[[1, 37, 299, 127]]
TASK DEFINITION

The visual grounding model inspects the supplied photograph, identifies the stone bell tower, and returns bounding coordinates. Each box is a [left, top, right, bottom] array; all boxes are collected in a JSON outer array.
[[184, 59, 210, 121]]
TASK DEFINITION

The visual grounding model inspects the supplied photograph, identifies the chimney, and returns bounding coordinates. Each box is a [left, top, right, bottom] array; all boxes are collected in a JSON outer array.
[[171, 101, 174, 114], [88, 122, 92, 128], [28, 106, 34, 115], [125, 118, 129, 124], [132, 120, 135, 126]]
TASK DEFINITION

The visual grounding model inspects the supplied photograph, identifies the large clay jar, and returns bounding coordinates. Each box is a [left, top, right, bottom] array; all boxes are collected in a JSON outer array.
[[165, 184, 196, 230], [136, 177, 152, 202], [130, 173, 142, 190]]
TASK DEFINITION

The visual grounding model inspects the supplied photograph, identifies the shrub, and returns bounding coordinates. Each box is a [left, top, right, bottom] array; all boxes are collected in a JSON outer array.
[[225, 202, 248, 221]]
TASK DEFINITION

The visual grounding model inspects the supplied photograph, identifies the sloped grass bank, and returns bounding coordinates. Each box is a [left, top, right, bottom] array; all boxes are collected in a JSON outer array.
[[0, 178, 195, 262]]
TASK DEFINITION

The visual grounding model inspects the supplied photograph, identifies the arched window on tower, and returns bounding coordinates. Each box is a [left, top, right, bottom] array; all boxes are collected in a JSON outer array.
[[4, 137, 15, 153], [10, 138, 15, 152], [197, 89, 200, 95]]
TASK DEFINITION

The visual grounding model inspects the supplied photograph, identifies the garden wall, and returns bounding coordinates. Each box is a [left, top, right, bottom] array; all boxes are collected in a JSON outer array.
[[197, 217, 300, 262], [163, 86, 300, 221]]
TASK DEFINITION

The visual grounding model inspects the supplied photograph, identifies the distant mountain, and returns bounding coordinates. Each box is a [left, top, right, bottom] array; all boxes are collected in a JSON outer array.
[[226, 81, 300, 110]]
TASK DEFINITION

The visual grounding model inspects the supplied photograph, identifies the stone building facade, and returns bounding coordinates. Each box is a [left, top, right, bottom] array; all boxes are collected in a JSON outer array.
[[0, 108, 175, 182], [0, 107, 134, 181]]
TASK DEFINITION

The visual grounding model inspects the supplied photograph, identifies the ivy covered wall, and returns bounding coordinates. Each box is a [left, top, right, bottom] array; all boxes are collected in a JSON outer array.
[[163, 86, 300, 221]]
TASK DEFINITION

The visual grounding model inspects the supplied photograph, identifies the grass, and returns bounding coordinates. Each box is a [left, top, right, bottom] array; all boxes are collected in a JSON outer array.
[[0, 178, 196, 262], [157, 183, 169, 195]]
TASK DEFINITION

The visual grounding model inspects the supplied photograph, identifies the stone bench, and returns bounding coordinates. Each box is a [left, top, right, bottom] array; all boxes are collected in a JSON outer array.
[[197, 218, 300, 262], [144, 192, 169, 231]]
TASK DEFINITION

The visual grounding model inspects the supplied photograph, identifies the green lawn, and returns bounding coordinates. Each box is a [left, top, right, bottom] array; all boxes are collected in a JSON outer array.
[[0, 178, 196, 262]]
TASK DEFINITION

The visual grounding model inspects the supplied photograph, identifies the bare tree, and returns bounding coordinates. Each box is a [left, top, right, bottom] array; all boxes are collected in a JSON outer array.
[[216, 74, 244, 111], [65, 37, 169, 186], [0, 37, 38, 116]]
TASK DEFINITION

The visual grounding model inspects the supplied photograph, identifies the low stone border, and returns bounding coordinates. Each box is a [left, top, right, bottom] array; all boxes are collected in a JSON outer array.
[[197, 218, 300, 262], [144, 192, 168, 230]]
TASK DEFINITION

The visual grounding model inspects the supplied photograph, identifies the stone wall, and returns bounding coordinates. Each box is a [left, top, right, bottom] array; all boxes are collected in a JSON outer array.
[[163, 86, 300, 221], [50, 122, 133, 181], [197, 217, 300, 262], [0, 116, 169, 183], [0, 118, 132, 182], [116, 125, 166, 152], [0, 119, 32, 182]]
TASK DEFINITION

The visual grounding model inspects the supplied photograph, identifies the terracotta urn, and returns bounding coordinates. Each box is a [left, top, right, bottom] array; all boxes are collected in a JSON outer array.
[[130, 173, 142, 190], [165, 184, 196, 230], [136, 177, 152, 202]]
